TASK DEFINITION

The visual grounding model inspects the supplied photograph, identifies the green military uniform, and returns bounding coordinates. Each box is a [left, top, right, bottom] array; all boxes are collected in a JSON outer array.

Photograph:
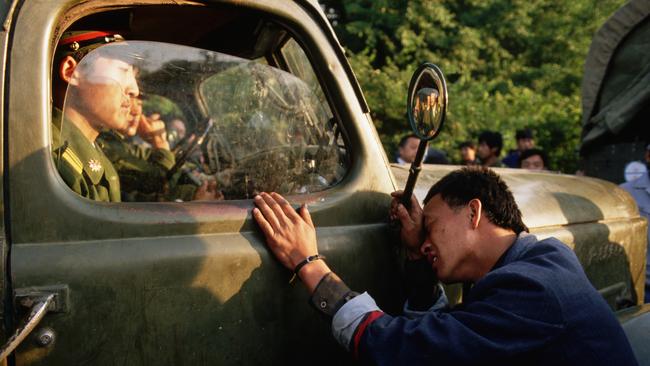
[[52, 109, 121, 202], [97, 130, 175, 201]]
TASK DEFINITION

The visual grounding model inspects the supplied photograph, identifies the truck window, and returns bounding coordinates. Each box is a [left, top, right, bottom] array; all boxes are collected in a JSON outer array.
[[281, 38, 332, 117], [52, 38, 348, 202]]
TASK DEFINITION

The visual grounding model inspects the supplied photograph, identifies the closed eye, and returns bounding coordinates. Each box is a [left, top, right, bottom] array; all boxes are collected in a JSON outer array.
[[424, 216, 437, 231]]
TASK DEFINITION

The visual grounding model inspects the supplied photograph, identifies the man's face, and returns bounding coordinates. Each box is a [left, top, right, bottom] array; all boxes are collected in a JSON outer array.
[[516, 138, 534, 151], [461, 146, 476, 162], [421, 194, 473, 283], [521, 154, 545, 170], [69, 56, 139, 132], [170, 119, 187, 139], [477, 141, 493, 160], [398, 137, 420, 163], [123, 97, 142, 136]]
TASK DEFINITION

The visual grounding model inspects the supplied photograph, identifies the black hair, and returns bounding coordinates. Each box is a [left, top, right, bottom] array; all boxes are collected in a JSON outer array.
[[459, 141, 475, 149], [399, 134, 419, 148], [515, 128, 533, 140], [424, 167, 528, 234], [519, 148, 548, 168], [478, 131, 503, 156]]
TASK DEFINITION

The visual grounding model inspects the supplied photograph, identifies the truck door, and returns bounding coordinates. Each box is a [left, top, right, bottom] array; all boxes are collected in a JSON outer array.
[[4, 1, 402, 365]]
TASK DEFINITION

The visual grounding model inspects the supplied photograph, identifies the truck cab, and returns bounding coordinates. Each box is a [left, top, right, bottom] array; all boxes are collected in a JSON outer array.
[[0, 1, 645, 365]]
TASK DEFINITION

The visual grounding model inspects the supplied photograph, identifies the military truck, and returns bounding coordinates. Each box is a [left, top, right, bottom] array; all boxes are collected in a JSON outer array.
[[580, 0, 649, 183], [0, 0, 645, 365]]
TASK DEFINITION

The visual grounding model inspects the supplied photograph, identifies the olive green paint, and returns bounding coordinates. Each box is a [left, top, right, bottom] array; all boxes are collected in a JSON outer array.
[[0, 0, 646, 364]]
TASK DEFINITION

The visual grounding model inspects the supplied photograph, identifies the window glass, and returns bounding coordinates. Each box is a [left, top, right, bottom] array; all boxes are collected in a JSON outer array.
[[282, 38, 347, 158], [52, 40, 347, 202], [281, 38, 332, 117]]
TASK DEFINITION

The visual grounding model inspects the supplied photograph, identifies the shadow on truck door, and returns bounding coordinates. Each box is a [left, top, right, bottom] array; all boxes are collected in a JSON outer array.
[[9, 148, 399, 366]]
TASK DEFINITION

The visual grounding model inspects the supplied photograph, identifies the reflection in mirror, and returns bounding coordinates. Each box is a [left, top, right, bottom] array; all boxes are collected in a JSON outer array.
[[413, 87, 441, 138], [400, 63, 447, 208], [53, 40, 348, 202], [407, 65, 447, 140]]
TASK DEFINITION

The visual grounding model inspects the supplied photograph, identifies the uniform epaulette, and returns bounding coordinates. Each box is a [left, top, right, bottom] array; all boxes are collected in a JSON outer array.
[[62, 148, 83, 175]]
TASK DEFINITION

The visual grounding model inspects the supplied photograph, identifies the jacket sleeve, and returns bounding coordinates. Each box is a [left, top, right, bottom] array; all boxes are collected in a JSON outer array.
[[355, 271, 565, 366]]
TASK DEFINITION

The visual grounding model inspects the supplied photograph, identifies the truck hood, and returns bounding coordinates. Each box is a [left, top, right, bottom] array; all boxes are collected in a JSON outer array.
[[390, 164, 639, 229]]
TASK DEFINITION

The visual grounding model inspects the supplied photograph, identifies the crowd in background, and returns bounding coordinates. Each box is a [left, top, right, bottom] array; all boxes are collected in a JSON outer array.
[[396, 128, 549, 171]]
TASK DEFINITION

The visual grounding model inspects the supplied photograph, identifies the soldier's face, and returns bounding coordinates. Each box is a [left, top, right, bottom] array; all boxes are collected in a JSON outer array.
[[124, 97, 143, 136], [70, 56, 139, 132]]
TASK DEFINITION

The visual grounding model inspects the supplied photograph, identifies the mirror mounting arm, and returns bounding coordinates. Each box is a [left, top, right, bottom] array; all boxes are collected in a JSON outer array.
[[401, 139, 428, 208], [399, 62, 448, 208]]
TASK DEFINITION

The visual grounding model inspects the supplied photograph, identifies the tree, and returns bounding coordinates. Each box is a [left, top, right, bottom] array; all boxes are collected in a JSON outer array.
[[320, 0, 624, 172]]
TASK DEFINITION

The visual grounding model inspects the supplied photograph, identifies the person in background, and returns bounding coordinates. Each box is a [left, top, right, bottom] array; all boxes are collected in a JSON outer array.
[[397, 134, 420, 164], [519, 148, 549, 171], [167, 118, 188, 149], [424, 148, 449, 165], [459, 141, 479, 166], [503, 128, 535, 168], [477, 131, 504, 168], [620, 143, 650, 303]]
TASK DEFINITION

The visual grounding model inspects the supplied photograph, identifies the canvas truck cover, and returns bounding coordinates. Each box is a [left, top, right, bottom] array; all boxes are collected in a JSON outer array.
[[580, 0, 650, 183]]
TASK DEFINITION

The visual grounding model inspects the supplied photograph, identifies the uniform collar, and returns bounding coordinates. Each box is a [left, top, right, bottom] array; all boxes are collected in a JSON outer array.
[[59, 113, 107, 185], [96, 130, 126, 148], [111, 130, 126, 140], [52, 108, 64, 150]]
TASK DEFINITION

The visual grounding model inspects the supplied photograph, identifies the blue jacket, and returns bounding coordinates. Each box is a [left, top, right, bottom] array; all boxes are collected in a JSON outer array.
[[333, 235, 637, 366], [502, 150, 520, 168]]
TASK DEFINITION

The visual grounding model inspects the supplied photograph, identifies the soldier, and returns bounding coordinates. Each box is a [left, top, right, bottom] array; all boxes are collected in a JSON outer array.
[[52, 31, 136, 202], [99, 93, 221, 201], [96, 95, 176, 201], [52, 31, 220, 202]]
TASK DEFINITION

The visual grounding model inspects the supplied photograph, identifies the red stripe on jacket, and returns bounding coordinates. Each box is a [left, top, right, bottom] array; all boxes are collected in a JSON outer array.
[[352, 311, 384, 360]]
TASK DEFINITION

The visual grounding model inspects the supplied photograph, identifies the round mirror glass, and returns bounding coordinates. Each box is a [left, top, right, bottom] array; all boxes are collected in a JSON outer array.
[[407, 63, 447, 140]]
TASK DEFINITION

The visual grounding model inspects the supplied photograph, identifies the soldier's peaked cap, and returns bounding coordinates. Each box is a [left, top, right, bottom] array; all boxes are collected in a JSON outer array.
[[56, 30, 124, 62]]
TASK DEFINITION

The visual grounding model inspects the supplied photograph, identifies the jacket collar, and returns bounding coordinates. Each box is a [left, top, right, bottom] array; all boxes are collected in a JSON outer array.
[[58, 111, 107, 185], [490, 232, 538, 271]]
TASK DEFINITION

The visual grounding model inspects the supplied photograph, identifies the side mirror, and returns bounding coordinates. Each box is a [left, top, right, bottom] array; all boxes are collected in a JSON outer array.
[[401, 63, 448, 207], [407, 63, 447, 140]]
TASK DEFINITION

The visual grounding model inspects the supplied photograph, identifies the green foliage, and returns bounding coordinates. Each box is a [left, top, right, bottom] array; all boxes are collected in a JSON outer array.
[[142, 94, 185, 122], [320, 0, 624, 172]]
